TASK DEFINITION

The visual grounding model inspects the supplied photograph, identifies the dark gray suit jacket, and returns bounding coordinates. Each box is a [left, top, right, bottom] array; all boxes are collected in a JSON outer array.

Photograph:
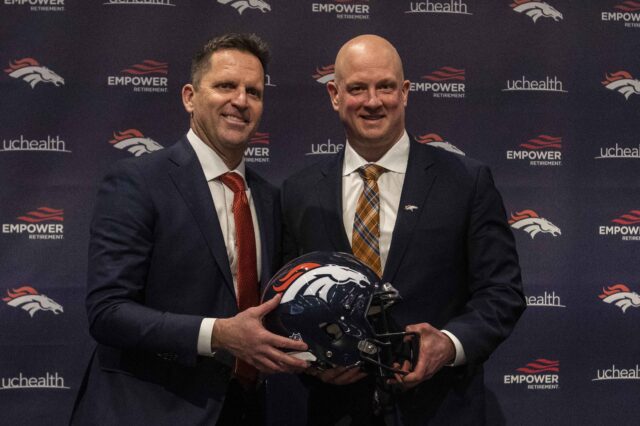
[[280, 139, 525, 425], [70, 137, 281, 425]]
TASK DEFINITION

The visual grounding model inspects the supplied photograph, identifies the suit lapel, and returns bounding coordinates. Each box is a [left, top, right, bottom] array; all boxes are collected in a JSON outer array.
[[318, 153, 352, 253], [245, 169, 273, 287], [383, 140, 437, 284], [167, 138, 235, 294]]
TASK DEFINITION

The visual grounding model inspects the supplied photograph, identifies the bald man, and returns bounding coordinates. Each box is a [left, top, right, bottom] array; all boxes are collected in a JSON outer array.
[[280, 35, 525, 425]]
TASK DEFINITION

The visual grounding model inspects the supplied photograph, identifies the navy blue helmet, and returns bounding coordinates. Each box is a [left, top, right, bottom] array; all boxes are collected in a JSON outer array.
[[262, 251, 416, 377]]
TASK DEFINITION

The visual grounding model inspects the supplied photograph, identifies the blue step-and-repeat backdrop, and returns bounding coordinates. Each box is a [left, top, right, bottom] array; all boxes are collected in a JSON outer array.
[[1, 1, 639, 424]]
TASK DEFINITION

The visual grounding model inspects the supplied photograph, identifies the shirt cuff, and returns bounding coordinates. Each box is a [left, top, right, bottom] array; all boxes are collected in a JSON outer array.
[[441, 329, 466, 367], [197, 318, 217, 357]]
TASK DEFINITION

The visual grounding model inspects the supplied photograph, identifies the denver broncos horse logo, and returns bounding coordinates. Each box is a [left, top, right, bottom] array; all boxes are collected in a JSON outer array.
[[273, 262, 370, 304], [3, 286, 64, 317], [109, 129, 164, 156], [509, 210, 561, 238], [217, 0, 271, 14], [510, 0, 563, 22], [415, 134, 466, 156], [4, 58, 65, 88], [599, 284, 640, 313], [602, 71, 640, 100], [313, 65, 335, 84]]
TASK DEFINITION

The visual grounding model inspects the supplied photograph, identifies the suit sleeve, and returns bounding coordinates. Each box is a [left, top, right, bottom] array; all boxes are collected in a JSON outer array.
[[86, 160, 203, 366], [443, 165, 526, 364]]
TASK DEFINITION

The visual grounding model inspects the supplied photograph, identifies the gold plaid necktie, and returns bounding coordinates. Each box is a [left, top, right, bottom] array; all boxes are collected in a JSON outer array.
[[352, 164, 386, 277]]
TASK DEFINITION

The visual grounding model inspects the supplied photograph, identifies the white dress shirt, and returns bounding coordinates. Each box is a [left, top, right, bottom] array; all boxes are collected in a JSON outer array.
[[186, 129, 262, 356], [342, 131, 466, 366]]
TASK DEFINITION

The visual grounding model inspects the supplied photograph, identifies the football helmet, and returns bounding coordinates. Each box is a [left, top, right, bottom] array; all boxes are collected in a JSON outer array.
[[262, 251, 416, 377]]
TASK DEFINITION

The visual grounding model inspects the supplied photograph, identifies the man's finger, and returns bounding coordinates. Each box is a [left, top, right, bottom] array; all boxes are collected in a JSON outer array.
[[253, 293, 282, 316]]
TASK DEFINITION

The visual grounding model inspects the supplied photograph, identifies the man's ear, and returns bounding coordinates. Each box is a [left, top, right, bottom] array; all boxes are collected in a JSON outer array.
[[401, 79, 410, 107], [182, 83, 196, 114], [327, 81, 340, 112]]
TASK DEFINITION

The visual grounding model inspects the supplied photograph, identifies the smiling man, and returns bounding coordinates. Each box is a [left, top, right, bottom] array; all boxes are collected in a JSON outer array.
[[280, 34, 525, 425], [69, 33, 308, 426]]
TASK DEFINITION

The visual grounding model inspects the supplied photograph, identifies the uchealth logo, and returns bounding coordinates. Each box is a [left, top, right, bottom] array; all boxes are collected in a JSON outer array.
[[602, 71, 640, 100], [313, 65, 335, 84], [405, 0, 472, 15], [599, 284, 640, 313], [3, 0, 65, 12], [598, 210, 640, 241], [415, 134, 465, 156], [4, 58, 64, 88], [244, 132, 270, 163], [109, 129, 163, 156], [218, 0, 271, 14], [503, 75, 566, 93], [504, 359, 560, 390], [509, 210, 561, 239], [410, 67, 465, 99], [510, 0, 563, 22], [107, 60, 168, 93], [3, 286, 64, 317], [312, 0, 371, 20], [595, 140, 640, 160], [593, 363, 640, 382], [527, 290, 565, 308], [306, 138, 345, 156], [2, 207, 64, 240], [1, 134, 70, 153], [601, 1, 640, 29], [0, 372, 68, 390], [506, 134, 562, 166]]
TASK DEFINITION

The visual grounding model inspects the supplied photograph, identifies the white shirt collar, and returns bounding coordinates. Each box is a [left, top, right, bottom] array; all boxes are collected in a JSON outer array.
[[186, 128, 247, 181], [343, 130, 410, 176]]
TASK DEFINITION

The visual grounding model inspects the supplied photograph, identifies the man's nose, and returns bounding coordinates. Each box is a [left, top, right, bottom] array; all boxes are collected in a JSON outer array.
[[231, 88, 248, 108], [364, 89, 382, 108]]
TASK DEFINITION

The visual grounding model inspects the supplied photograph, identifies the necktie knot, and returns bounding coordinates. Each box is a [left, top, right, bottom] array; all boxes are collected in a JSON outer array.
[[358, 164, 386, 182], [220, 172, 246, 193]]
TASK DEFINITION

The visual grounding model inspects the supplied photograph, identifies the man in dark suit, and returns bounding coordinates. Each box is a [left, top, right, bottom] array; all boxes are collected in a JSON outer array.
[[281, 34, 526, 425], [70, 33, 308, 426]]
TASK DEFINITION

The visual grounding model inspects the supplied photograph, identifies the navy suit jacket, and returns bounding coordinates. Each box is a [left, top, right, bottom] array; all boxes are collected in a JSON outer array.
[[280, 139, 525, 425], [70, 137, 281, 425]]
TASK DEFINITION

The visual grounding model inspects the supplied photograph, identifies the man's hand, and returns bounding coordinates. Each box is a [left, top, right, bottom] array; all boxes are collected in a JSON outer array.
[[211, 294, 309, 375], [389, 322, 455, 390], [306, 365, 367, 385]]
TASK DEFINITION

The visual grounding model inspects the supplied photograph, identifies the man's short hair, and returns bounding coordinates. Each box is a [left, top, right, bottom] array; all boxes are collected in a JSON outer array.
[[190, 33, 270, 88]]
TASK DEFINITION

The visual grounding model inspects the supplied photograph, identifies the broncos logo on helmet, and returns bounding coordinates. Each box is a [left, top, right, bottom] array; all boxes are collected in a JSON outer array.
[[510, 0, 563, 22], [599, 284, 640, 313], [3, 286, 64, 317], [109, 129, 164, 157], [217, 0, 271, 14], [602, 71, 640, 100], [4, 58, 65, 89], [509, 210, 561, 239], [273, 262, 371, 304]]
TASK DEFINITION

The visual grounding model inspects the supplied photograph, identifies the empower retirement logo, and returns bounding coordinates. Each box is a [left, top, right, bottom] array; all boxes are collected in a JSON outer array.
[[505, 134, 562, 166], [504, 358, 560, 390], [601, 1, 640, 29], [107, 59, 169, 93], [2, 207, 64, 240], [598, 210, 640, 241]]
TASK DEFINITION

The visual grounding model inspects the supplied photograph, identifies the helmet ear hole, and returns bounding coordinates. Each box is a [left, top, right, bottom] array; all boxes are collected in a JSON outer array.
[[321, 322, 344, 341]]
